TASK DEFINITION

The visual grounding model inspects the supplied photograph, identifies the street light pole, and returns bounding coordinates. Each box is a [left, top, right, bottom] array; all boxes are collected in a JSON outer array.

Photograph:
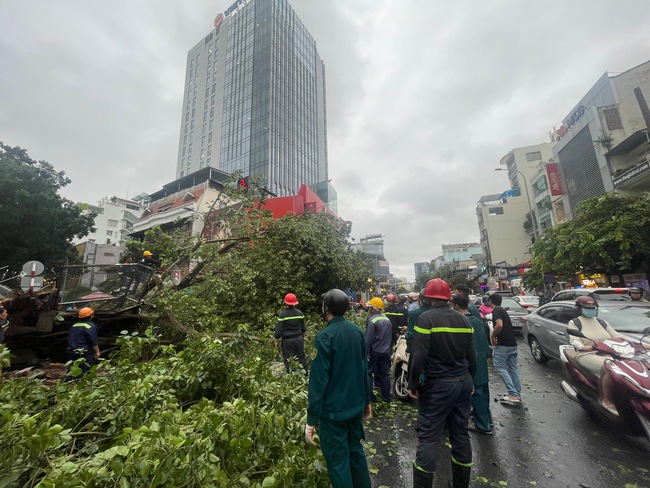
[[495, 168, 538, 239]]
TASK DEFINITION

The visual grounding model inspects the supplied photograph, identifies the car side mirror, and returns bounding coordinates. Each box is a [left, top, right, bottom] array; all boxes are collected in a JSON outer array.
[[503, 307, 510, 311]]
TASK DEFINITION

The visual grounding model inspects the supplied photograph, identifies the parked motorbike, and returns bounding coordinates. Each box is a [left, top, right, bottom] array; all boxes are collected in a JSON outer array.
[[391, 332, 409, 401], [559, 326, 650, 440]]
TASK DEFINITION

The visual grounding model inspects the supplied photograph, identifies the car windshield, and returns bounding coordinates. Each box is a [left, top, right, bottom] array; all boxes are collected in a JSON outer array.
[[593, 292, 631, 301], [502, 298, 526, 310], [598, 305, 650, 333]]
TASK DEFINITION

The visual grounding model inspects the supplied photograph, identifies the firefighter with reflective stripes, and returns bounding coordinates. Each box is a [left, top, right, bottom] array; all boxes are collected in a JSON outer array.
[[66, 307, 100, 380], [275, 293, 308, 374], [384, 293, 407, 348], [407, 279, 476, 488]]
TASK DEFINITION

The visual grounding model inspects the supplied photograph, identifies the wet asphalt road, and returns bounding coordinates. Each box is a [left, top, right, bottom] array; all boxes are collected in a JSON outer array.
[[365, 335, 650, 488]]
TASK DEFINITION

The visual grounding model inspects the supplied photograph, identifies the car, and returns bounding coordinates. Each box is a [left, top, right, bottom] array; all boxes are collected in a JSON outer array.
[[513, 295, 539, 309], [550, 287, 630, 302], [521, 300, 650, 364]]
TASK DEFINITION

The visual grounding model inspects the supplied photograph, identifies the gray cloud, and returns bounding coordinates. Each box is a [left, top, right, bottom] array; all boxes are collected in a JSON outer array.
[[1, 0, 649, 280]]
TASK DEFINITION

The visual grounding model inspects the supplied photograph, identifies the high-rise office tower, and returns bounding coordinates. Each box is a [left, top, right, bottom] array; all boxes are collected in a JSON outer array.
[[176, 0, 335, 209]]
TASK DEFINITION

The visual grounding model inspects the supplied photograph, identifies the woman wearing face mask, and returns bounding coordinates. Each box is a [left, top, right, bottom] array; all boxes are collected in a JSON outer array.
[[566, 296, 621, 415]]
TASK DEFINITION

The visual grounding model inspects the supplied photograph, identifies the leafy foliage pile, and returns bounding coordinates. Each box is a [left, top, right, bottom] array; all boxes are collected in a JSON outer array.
[[1, 170, 376, 487], [0, 327, 331, 487], [0, 142, 96, 276], [523, 192, 650, 289]]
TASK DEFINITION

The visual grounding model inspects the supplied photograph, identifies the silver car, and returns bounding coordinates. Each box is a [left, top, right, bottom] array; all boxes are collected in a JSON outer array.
[[522, 301, 650, 363], [474, 296, 530, 330]]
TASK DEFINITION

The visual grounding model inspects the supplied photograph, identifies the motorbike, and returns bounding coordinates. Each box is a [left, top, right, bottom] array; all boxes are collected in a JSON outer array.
[[391, 331, 410, 401], [559, 326, 650, 440]]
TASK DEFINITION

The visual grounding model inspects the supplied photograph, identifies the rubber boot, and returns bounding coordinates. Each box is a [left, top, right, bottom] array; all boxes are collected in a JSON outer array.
[[413, 464, 434, 488], [451, 461, 471, 488]]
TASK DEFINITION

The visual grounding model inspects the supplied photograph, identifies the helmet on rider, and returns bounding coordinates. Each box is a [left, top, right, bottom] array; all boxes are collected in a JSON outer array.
[[78, 307, 94, 319], [423, 278, 451, 301], [143, 250, 153, 257], [367, 297, 385, 311], [284, 293, 298, 305], [408, 292, 419, 301], [575, 296, 598, 310], [322, 289, 350, 316], [630, 287, 643, 299], [385, 293, 397, 303], [482, 295, 490, 304]]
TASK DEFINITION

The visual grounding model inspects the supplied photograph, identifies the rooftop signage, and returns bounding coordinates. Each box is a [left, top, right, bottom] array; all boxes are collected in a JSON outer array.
[[613, 160, 650, 187], [224, 0, 250, 17]]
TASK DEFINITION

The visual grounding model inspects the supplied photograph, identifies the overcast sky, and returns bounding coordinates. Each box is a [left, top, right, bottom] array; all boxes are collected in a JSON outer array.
[[2, 1, 649, 280]]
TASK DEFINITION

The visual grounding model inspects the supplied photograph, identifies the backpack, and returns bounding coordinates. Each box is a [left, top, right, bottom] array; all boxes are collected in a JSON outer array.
[[571, 317, 608, 332]]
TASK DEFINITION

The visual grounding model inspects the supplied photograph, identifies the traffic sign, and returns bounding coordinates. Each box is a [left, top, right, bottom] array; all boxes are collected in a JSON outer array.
[[22, 260, 44, 276], [21, 276, 44, 292], [169, 265, 182, 286]]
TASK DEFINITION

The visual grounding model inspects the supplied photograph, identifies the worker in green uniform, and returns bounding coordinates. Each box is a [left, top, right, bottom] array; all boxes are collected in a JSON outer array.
[[452, 294, 493, 435], [305, 289, 372, 488]]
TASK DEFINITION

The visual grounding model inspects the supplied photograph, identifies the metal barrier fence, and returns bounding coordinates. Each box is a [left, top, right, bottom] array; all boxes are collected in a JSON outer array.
[[57, 263, 158, 310]]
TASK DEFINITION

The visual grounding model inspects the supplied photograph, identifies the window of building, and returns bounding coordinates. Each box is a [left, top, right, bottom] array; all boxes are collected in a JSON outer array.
[[126, 204, 140, 211], [182, 146, 186, 156], [190, 120, 195, 130], [208, 132, 213, 143], [526, 151, 542, 162], [488, 207, 504, 215], [183, 135, 187, 145], [107, 230, 113, 236], [200, 148, 205, 159], [207, 145, 212, 156], [201, 136, 205, 147], [603, 107, 623, 130], [108, 219, 118, 228]]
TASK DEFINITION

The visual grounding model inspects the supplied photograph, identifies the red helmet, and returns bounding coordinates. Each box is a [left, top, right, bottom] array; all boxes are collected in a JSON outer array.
[[284, 293, 298, 306], [423, 279, 451, 301], [386, 293, 397, 302], [575, 296, 597, 309]]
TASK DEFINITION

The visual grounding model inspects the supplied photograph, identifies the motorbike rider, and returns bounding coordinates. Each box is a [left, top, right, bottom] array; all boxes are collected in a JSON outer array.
[[630, 287, 649, 302], [565, 296, 621, 415], [407, 291, 420, 312], [385, 293, 407, 348]]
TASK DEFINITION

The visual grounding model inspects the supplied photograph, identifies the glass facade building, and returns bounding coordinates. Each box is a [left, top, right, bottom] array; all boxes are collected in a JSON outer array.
[[176, 0, 333, 207]]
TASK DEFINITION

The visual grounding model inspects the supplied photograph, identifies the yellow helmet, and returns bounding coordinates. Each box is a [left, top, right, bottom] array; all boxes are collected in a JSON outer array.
[[143, 250, 153, 256], [368, 297, 384, 311]]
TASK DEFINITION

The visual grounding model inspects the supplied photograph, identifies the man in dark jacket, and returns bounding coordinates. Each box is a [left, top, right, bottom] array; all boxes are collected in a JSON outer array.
[[306, 289, 372, 488], [408, 279, 476, 488], [274, 292, 307, 374]]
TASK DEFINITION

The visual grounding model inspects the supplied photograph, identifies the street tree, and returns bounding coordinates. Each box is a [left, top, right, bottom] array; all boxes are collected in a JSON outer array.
[[0, 142, 95, 277], [143, 175, 371, 333], [523, 192, 650, 290]]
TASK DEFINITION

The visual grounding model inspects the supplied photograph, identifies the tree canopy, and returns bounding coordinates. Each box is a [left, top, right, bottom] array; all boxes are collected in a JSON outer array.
[[0, 143, 96, 277], [523, 192, 650, 289], [140, 176, 371, 333]]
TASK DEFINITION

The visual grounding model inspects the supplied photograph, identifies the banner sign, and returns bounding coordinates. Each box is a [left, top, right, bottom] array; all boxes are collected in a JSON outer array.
[[546, 163, 563, 196]]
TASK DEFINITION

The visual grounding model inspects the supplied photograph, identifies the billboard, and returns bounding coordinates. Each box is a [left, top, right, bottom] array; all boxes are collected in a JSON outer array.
[[546, 162, 564, 196], [373, 260, 390, 276]]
